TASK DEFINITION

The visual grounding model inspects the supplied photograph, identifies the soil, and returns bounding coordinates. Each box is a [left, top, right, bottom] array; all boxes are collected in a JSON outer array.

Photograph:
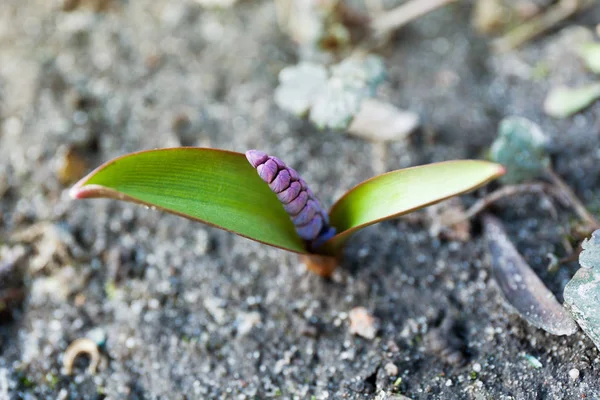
[[1, 1, 599, 399]]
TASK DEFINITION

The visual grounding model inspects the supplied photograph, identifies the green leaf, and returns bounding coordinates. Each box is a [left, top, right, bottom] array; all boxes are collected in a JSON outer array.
[[577, 42, 600, 74], [70, 148, 308, 253], [323, 160, 505, 253], [544, 83, 600, 119]]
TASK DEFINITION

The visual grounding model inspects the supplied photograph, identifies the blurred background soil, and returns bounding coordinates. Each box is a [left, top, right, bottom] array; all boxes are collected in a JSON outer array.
[[0, 0, 599, 398]]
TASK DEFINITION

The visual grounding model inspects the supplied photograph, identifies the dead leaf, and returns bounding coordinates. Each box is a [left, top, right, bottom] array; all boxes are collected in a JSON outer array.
[[483, 214, 578, 336], [348, 98, 419, 142]]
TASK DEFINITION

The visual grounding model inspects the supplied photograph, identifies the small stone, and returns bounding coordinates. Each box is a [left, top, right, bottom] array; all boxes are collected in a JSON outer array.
[[203, 297, 227, 325], [564, 232, 600, 351], [194, 230, 210, 255], [57, 389, 69, 400], [523, 354, 543, 369], [374, 390, 411, 400], [384, 362, 398, 376], [445, 379, 453, 387], [472, 363, 482, 373], [568, 368, 580, 381], [348, 307, 378, 340], [87, 328, 107, 347], [236, 311, 261, 336], [579, 230, 600, 269]]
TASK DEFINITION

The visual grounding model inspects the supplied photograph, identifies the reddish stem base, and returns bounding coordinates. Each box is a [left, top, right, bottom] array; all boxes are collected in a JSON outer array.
[[300, 254, 339, 278]]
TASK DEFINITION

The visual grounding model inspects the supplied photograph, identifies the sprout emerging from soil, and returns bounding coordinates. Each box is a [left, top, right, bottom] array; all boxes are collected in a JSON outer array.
[[70, 147, 504, 277]]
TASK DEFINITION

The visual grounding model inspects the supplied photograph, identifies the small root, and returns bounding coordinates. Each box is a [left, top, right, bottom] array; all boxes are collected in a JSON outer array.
[[442, 182, 558, 227], [545, 167, 600, 231]]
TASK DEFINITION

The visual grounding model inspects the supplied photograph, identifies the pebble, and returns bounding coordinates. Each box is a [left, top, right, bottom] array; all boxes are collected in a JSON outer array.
[[203, 297, 227, 325], [348, 307, 378, 340], [568, 368, 580, 381], [236, 311, 261, 336], [87, 328, 107, 347], [445, 379, 453, 387], [472, 363, 482, 373], [384, 362, 398, 377]]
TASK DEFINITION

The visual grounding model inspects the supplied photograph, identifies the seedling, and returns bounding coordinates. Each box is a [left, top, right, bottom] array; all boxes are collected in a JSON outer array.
[[70, 148, 504, 277]]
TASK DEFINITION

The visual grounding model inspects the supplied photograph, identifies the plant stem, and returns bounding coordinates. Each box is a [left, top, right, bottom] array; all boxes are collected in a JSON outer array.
[[545, 166, 600, 230], [300, 253, 340, 278], [369, 0, 458, 37], [491, 0, 595, 52]]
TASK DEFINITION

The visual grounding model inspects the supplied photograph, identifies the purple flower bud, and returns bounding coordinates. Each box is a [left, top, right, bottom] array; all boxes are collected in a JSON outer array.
[[310, 226, 336, 250], [246, 150, 269, 168], [284, 191, 308, 215], [257, 159, 279, 183], [292, 199, 318, 226], [288, 168, 300, 181], [298, 178, 308, 191], [277, 181, 302, 204], [245, 150, 336, 249], [270, 157, 286, 169], [269, 170, 291, 193], [296, 214, 323, 241]]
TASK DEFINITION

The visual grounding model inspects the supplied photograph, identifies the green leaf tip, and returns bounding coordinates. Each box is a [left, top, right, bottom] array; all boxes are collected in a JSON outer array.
[[322, 160, 505, 252], [70, 147, 308, 254]]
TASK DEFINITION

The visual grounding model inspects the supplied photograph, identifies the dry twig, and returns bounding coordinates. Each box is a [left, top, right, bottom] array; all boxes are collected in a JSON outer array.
[[370, 0, 458, 37], [492, 0, 596, 52], [443, 182, 560, 227], [545, 167, 600, 230]]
